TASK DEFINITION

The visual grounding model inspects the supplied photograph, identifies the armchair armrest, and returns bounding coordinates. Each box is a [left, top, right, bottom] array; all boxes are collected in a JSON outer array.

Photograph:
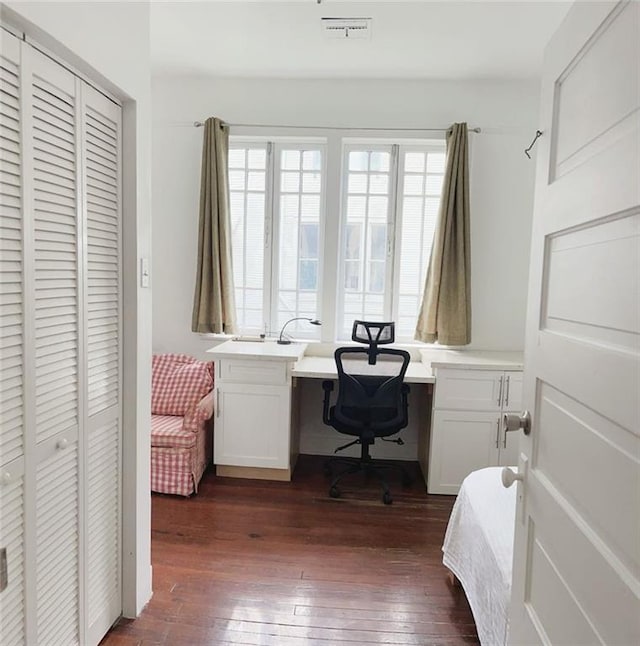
[[322, 380, 334, 426], [182, 391, 214, 434]]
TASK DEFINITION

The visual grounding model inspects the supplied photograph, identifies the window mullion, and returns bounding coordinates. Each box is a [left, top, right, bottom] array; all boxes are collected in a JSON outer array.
[[264, 141, 276, 336], [386, 144, 400, 321]]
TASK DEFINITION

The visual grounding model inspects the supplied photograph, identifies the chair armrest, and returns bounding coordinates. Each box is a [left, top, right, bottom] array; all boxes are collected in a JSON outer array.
[[322, 380, 334, 425], [401, 383, 410, 424]]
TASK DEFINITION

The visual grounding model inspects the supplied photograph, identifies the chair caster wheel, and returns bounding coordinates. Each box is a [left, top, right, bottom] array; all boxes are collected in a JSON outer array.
[[383, 492, 393, 505], [329, 486, 341, 498]]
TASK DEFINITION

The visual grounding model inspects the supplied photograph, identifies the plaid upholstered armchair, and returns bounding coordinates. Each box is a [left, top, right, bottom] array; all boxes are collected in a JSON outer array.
[[151, 354, 215, 496]]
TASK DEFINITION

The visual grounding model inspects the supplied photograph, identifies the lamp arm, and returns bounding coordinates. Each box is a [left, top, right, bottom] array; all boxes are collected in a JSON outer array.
[[278, 317, 310, 345]]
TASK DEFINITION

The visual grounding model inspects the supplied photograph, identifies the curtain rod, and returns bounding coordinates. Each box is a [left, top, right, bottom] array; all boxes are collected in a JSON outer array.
[[193, 121, 481, 133]]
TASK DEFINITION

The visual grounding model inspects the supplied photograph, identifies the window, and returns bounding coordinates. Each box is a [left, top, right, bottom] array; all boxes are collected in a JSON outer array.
[[228, 136, 444, 343], [338, 143, 445, 340], [229, 141, 325, 338]]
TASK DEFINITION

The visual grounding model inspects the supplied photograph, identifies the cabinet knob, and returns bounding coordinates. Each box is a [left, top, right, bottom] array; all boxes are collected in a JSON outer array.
[[501, 467, 523, 488], [0, 472, 11, 486], [503, 411, 531, 435], [56, 438, 69, 450]]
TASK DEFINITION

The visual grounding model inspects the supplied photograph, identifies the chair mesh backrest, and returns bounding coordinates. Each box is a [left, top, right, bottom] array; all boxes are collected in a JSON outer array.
[[352, 320, 395, 345], [351, 320, 395, 365], [333, 346, 410, 435]]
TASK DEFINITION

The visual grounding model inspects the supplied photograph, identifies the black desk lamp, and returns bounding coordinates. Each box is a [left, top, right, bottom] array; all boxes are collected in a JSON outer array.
[[277, 317, 322, 344]]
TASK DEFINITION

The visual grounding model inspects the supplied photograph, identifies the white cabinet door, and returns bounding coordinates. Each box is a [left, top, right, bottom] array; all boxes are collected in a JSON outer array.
[[434, 368, 503, 411], [428, 410, 500, 494], [214, 382, 291, 469]]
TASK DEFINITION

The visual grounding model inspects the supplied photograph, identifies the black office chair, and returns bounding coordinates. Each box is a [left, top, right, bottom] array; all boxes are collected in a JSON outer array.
[[321, 321, 412, 505]]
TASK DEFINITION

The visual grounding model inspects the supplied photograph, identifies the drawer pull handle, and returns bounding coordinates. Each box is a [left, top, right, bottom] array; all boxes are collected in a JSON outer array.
[[216, 390, 220, 418], [497, 376, 504, 406], [505, 376, 511, 408], [495, 418, 500, 449]]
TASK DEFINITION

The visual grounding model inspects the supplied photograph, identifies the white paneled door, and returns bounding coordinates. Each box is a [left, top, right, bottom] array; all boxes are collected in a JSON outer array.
[[0, 31, 122, 646], [508, 1, 639, 644]]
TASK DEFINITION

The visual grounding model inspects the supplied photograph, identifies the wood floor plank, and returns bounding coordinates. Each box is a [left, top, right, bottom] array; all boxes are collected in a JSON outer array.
[[101, 456, 479, 645]]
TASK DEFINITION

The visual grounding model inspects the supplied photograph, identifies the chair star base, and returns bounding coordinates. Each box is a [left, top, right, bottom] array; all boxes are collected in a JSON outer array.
[[323, 441, 413, 505]]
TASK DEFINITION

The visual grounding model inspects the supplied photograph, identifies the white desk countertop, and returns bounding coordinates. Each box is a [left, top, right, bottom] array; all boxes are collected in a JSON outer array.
[[206, 339, 307, 362], [420, 349, 524, 371], [292, 356, 435, 384], [206, 341, 523, 374]]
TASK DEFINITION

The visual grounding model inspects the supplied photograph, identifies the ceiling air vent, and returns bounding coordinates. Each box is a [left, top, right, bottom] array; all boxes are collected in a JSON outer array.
[[321, 17, 372, 40]]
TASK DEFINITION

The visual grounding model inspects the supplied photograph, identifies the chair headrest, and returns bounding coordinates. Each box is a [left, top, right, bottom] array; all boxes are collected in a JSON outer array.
[[351, 320, 395, 345]]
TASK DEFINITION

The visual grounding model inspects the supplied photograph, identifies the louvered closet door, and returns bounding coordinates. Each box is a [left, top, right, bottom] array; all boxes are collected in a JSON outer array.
[[81, 82, 122, 646], [0, 30, 26, 646], [28, 47, 81, 646]]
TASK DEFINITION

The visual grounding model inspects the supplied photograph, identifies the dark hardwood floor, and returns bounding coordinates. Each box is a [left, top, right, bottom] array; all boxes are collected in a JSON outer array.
[[102, 455, 478, 645]]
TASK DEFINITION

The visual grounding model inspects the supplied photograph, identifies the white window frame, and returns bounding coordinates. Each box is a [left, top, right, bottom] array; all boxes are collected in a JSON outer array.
[[229, 137, 327, 338], [337, 139, 446, 341]]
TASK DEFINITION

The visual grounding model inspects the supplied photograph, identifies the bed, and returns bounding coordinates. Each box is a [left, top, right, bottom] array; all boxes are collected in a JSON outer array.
[[442, 467, 517, 646]]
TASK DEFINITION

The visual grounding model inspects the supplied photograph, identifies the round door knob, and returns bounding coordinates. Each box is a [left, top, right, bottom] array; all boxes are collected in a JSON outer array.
[[56, 438, 69, 450], [503, 411, 531, 435], [501, 467, 523, 488]]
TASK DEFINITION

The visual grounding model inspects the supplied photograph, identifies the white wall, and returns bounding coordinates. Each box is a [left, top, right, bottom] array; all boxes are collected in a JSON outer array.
[[152, 75, 539, 359], [2, 1, 153, 617]]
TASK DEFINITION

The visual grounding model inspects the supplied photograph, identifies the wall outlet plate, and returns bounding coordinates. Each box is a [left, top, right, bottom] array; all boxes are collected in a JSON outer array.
[[0, 547, 7, 592]]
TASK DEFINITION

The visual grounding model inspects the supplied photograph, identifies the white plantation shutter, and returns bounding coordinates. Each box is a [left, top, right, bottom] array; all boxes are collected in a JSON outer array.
[[0, 33, 26, 646], [0, 33, 23, 467], [36, 445, 80, 645], [82, 84, 121, 643], [31, 54, 79, 446], [28, 48, 81, 645], [0, 473, 25, 645], [0, 32, 122, 646]]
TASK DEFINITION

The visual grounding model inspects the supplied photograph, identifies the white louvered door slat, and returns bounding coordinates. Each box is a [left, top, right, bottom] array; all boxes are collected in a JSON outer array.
[[0, 31, 26, 646], [1, 33, 122, 646], [82, 82, 122, 645], [31, 54, 79, 446], [35, 444, 79, 645], [0, 470, 26, 646], [27, 47, 81, 646], [0, 31, 24, 468]]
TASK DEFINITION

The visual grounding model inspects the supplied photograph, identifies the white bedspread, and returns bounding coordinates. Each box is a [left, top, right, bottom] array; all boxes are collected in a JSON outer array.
[[442, 467, 517, 646]]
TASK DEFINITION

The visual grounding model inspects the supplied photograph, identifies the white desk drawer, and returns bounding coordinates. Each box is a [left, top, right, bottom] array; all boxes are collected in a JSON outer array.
[[434, 368, 503, 411], [218, 358, 289, 385]]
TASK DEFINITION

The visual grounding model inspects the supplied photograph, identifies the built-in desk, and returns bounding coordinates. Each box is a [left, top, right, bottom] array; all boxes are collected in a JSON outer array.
[[208, 340, 523, 492], [292, 356, 435, 383]]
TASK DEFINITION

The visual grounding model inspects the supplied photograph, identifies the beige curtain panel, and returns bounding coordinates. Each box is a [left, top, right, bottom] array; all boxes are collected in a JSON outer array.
[[415, 122, 471, 345], [192, 117, 237, 334]]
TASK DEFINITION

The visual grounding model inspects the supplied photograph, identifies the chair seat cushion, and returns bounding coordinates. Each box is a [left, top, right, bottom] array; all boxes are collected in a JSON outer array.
[[151, 415, 196, 449]]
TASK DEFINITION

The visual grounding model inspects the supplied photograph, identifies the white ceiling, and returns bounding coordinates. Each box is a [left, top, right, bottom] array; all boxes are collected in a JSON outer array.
[[150, 1, 572, 80]]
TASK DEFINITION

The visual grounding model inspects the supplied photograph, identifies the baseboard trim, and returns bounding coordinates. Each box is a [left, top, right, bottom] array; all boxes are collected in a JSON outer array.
[[216, 465, 292, 481]]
